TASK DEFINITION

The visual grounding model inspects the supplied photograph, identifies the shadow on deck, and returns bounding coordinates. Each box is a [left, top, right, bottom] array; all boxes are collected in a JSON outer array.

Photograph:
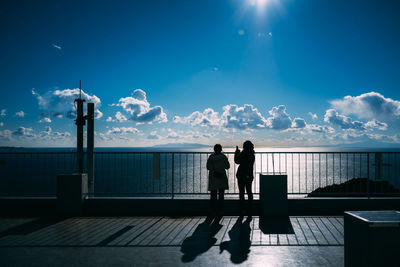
[[0, 215, 345, 266]]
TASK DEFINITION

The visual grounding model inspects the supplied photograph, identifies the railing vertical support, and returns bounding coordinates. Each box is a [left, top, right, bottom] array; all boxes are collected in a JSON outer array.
[[367, 153, 370, 199], [171, 153, 175, 200], [375, 152, 382, 180]]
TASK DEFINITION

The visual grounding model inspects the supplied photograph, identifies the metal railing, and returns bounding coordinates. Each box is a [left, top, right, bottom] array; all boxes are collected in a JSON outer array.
[[0, 151, 399, 197]]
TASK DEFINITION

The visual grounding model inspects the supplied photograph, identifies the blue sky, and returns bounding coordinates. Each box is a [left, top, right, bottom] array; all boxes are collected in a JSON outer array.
[[0, 0, 400, 147]]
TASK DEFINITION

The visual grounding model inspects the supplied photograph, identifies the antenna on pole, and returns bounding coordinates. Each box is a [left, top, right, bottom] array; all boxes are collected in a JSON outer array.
[[79, 80, 82, 100]]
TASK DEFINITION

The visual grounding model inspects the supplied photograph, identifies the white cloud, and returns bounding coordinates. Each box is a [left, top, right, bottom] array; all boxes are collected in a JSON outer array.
[[266, 105, 293, 130], [174, 104, 307, 131], [339, 132, 398, 144], [268, 32, 272, 37], [364, 119, 388, 131], [105, 112, 128, 122], [0, 122, 3, 127], [222, 104, 267, 130], [324, 109, 365, 130], [15, 111, 25, 117], [115, 111, 127, 122], [324, 109, 389, 132], [106, 127, 140, 135], [0, 109, 6, 117], [167, 129, 180, 139], [52, 44, 62, 50], [12, 126, 34, 137], [291, 118, 306, 128], [308, 112, 318, 120], [38, 126, 71, 140], [39, 117, 52, 123], [174, 108, 220, 127], [0, 125, 71, 144], [116, 89, 167, 124], [0, 129, 11, 141], [306, 124, 335, 134], [238, 29, 245, 35], [147, 131, 160, 140], [32, 88, 103, 119], [330, 92, 400, 120]]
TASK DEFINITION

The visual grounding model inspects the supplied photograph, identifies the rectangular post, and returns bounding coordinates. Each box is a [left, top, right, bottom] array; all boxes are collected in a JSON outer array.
[[87, 103, 94, 194], [76, 99, 84, 173]]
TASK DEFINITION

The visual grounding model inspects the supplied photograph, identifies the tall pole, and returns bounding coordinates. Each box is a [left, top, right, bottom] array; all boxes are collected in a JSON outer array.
[[87, 103, 94, 193], [75, 80, 85, 173]]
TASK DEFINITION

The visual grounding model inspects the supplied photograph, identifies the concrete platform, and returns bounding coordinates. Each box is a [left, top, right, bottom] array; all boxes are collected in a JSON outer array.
[[0, 216, 344, 266]]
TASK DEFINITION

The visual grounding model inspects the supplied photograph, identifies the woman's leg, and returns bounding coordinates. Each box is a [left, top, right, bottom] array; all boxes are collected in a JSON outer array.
[[245, 180, 253, 213], [238, 179, 245, 201], [210, 190, 217, 212], [218, 189, 225, 212], [238, 178, 245, 213], [245, 180, 253, 202]]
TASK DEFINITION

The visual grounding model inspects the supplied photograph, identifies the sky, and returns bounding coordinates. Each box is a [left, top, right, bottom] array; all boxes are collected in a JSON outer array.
[[0, 0, 400, 148]]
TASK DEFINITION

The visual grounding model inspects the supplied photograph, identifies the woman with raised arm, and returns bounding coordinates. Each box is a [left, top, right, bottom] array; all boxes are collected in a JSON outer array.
[[234, 140, 255, 214], [206, 144, 230, 214]]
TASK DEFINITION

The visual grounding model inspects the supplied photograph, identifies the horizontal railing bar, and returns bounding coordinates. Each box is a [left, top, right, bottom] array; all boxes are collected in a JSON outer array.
[[1, 151, 400, 155]]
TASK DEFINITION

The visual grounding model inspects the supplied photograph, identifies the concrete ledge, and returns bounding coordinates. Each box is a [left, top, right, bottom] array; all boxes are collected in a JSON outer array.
[[1, 197, 399, 216]]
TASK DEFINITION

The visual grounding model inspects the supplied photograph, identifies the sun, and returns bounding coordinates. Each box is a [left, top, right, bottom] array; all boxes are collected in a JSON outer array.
[[250, 0, 269, 8]]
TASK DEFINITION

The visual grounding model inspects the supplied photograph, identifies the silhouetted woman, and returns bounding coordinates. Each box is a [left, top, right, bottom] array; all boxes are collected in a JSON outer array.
[[206, 144, 230, 214], [234, 140, 255, 213]]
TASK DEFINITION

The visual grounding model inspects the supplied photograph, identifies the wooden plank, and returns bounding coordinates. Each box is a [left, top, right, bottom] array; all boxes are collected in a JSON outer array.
[[269, 234, 277, 245], [89, 218, 137, 246], [289, 217, 307, 245], [22, 217, 82, 246], [304, 217, 328, 245], [286, 234, 298, 245], [335, 217, 344, 226], [67, 218, 121, 246], [260, 233, 270, 245], [128, 217, 166, 246], [159, 218, 191, 246], [278, 234, 289, 245], [220, 217, 234, 243], [94, 218, 135, 246], [328, 217, 344, 236], [145, 218, 177, 246], [296, 217, 318, 245], [313, 217, 339, 245], [328, 217, 344, 235], [108, 217, 144, 245], [56, 218, 112, 246], [169, 217, 200, 246], [321, 217, 344, 245], [116, 218, 159, 246], [251, 217, 261, 245], [214, 217, 232, 245], [41, 217, 101, 246], [177, 217, 204, 245]]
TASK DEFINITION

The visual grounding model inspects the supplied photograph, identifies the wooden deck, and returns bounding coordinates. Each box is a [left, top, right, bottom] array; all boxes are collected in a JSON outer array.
[[0, 216, 344, 247]]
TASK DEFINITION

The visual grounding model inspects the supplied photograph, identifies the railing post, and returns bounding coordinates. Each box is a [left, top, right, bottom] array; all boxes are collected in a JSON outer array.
[[171, 153, 175, 200], [375, 152, 382, 180], [367, 153, 370, 199]]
